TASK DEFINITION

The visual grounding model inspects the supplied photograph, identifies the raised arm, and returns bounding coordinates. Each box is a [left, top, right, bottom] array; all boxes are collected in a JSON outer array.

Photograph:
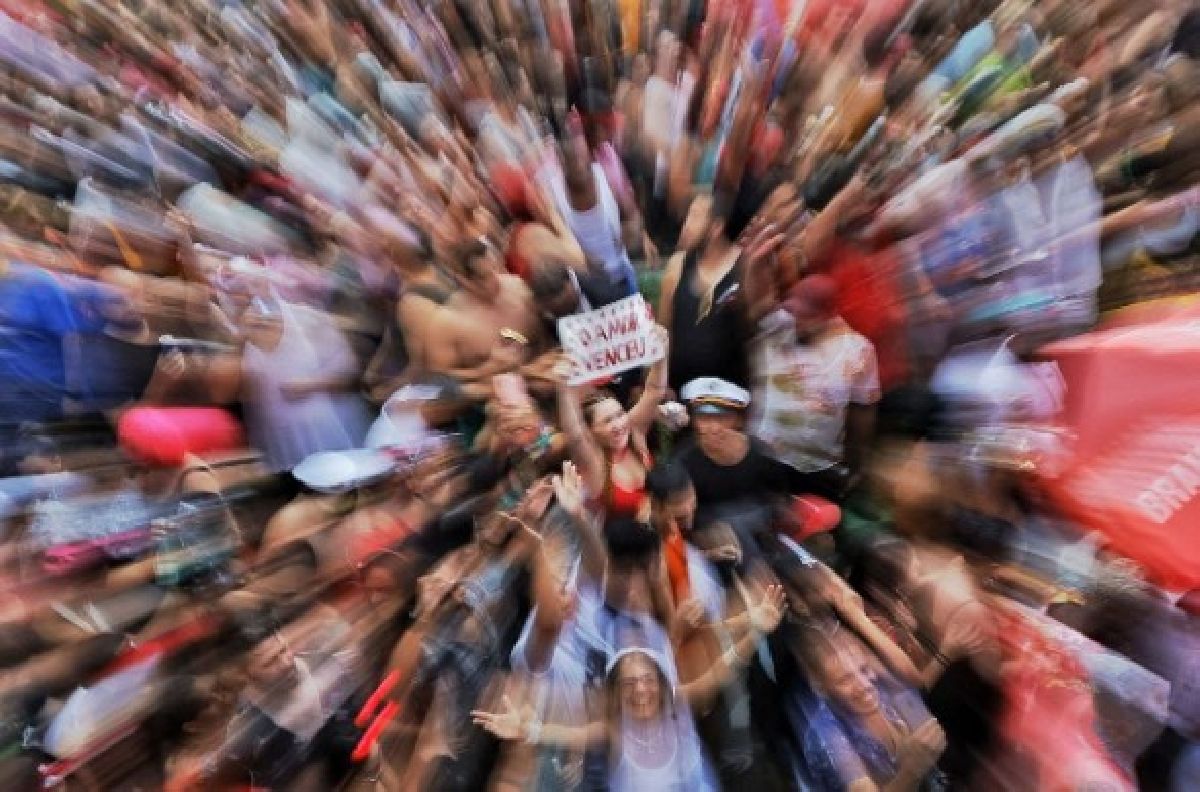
[[627, 325, 671, 435], [472, 694, 607, 751], [552, 461, 608, 585], [518, 222, 587, 273], [801, 171, 867, 266], [680, 582, 786, 710], [657, 251, 684, 331], [513, 180, 579, 267], [816, 566, 923, 687], [557, 381, 607, 496]]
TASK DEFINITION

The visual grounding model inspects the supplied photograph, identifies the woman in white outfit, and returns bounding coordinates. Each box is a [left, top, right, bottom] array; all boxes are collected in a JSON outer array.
[[240, 294, 370, 472], [474, 585, 786, 791]]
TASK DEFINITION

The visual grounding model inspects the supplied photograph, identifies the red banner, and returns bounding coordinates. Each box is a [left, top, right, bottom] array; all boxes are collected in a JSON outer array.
[[1040, 321, 1200, 591]]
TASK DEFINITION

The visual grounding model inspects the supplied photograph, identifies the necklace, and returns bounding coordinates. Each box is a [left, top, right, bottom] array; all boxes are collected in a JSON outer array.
[[625, 719, 667, 750]]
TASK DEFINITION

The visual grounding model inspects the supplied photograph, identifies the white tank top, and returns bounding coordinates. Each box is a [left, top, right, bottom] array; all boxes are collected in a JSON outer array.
[[559, 163, 631, 283], [609, 709, 717, 792]]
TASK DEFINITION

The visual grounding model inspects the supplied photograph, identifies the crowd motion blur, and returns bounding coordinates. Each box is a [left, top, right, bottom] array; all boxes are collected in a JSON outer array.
[[0, 0, 1198, 789]]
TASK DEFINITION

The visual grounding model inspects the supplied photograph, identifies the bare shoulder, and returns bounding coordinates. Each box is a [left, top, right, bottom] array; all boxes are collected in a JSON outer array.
[[499, 272, 533, 295], [500, 272, 538, 310], [398, 290, 446, 324]]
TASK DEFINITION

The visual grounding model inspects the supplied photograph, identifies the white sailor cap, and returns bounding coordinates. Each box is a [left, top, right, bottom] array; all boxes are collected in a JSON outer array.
[[292, 449, 396, 494], [680, 377, 751, 415]]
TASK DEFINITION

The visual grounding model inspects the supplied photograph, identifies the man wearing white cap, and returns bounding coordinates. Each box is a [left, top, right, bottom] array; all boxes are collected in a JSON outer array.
[[676, 376, 844, 525]]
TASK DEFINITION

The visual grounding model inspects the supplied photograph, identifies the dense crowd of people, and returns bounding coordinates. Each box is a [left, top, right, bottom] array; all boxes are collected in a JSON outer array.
[[1, 0, 1199, 789]]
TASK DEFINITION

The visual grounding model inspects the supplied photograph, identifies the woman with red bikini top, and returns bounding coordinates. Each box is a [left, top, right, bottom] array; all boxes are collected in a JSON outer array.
[[557, 325, 670, 519], [606, 442, 655, 517]]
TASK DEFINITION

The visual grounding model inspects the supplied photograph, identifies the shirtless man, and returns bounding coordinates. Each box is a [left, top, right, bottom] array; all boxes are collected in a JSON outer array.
[[426, 238, 544, 389]]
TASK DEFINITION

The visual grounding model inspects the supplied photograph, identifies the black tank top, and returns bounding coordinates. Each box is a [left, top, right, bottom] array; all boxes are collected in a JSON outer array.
[[668, 249, 751, 392]]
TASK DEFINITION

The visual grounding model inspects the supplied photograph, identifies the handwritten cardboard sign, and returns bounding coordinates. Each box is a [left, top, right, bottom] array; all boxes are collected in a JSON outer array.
[[557, 295, 664, 385]]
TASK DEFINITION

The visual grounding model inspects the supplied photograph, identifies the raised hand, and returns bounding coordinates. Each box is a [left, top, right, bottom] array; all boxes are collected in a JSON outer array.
[[552, 460, 586, 520], [471, 695, 529, 741], [741, 580, 787, 634], [651, 323, 671, 351], [515, 476, 555, 526]]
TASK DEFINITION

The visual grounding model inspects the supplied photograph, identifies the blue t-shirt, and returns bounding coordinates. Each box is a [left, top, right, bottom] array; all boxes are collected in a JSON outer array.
[[0, 264, 109, 419], [934, 21, 996, 85]]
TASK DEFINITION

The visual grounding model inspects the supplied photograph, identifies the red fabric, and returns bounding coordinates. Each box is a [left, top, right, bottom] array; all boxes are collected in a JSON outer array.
[[1040, 321, 1200, 591], [991, 603, 1132, 791], [821, 240, 911, 390], [349, 519, 413, 568], [607, 476, 648, 517], [249, 169, 294, 195], [750, 121, 785, 174], [788, 495, 842, 541], [491, 162, 530, 218], [94, 614, 220, 679], [605, 447, 653, 518], [505, 221, 534, 281], [796, 0, 909, 45], [664, 530, 691, 605], [118, 407, 244, 468]]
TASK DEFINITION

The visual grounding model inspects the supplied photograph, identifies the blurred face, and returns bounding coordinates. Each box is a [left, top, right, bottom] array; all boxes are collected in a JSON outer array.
[[536, 270, 581, 319], [762, 184, 800, 225], [242, 301, 284, 349], [654, 485, 697, 535], [362, 564, 400, 606], [499, 404, 541, 450], [457, 245, 502, 301], [819, 641, 880, 717], [786, 302, 831, 343], [692, 411, 742, 457], [632, 53, 650, 84], [658, 34, 681, 78], [617, 652, 664, 721], [249, 632, 297, 685], [588, 397, 630, 452]]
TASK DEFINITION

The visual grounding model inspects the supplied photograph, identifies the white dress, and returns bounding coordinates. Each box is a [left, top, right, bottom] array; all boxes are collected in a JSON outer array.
[[241, 299, 370, 472]]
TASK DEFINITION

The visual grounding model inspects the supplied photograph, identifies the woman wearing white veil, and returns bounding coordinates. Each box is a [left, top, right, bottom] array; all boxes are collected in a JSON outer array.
[[474, 584, 785, 791]]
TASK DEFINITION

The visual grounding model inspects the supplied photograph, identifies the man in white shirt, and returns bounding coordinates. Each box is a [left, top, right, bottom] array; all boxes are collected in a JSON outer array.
[[752, 275, 880, 479]]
